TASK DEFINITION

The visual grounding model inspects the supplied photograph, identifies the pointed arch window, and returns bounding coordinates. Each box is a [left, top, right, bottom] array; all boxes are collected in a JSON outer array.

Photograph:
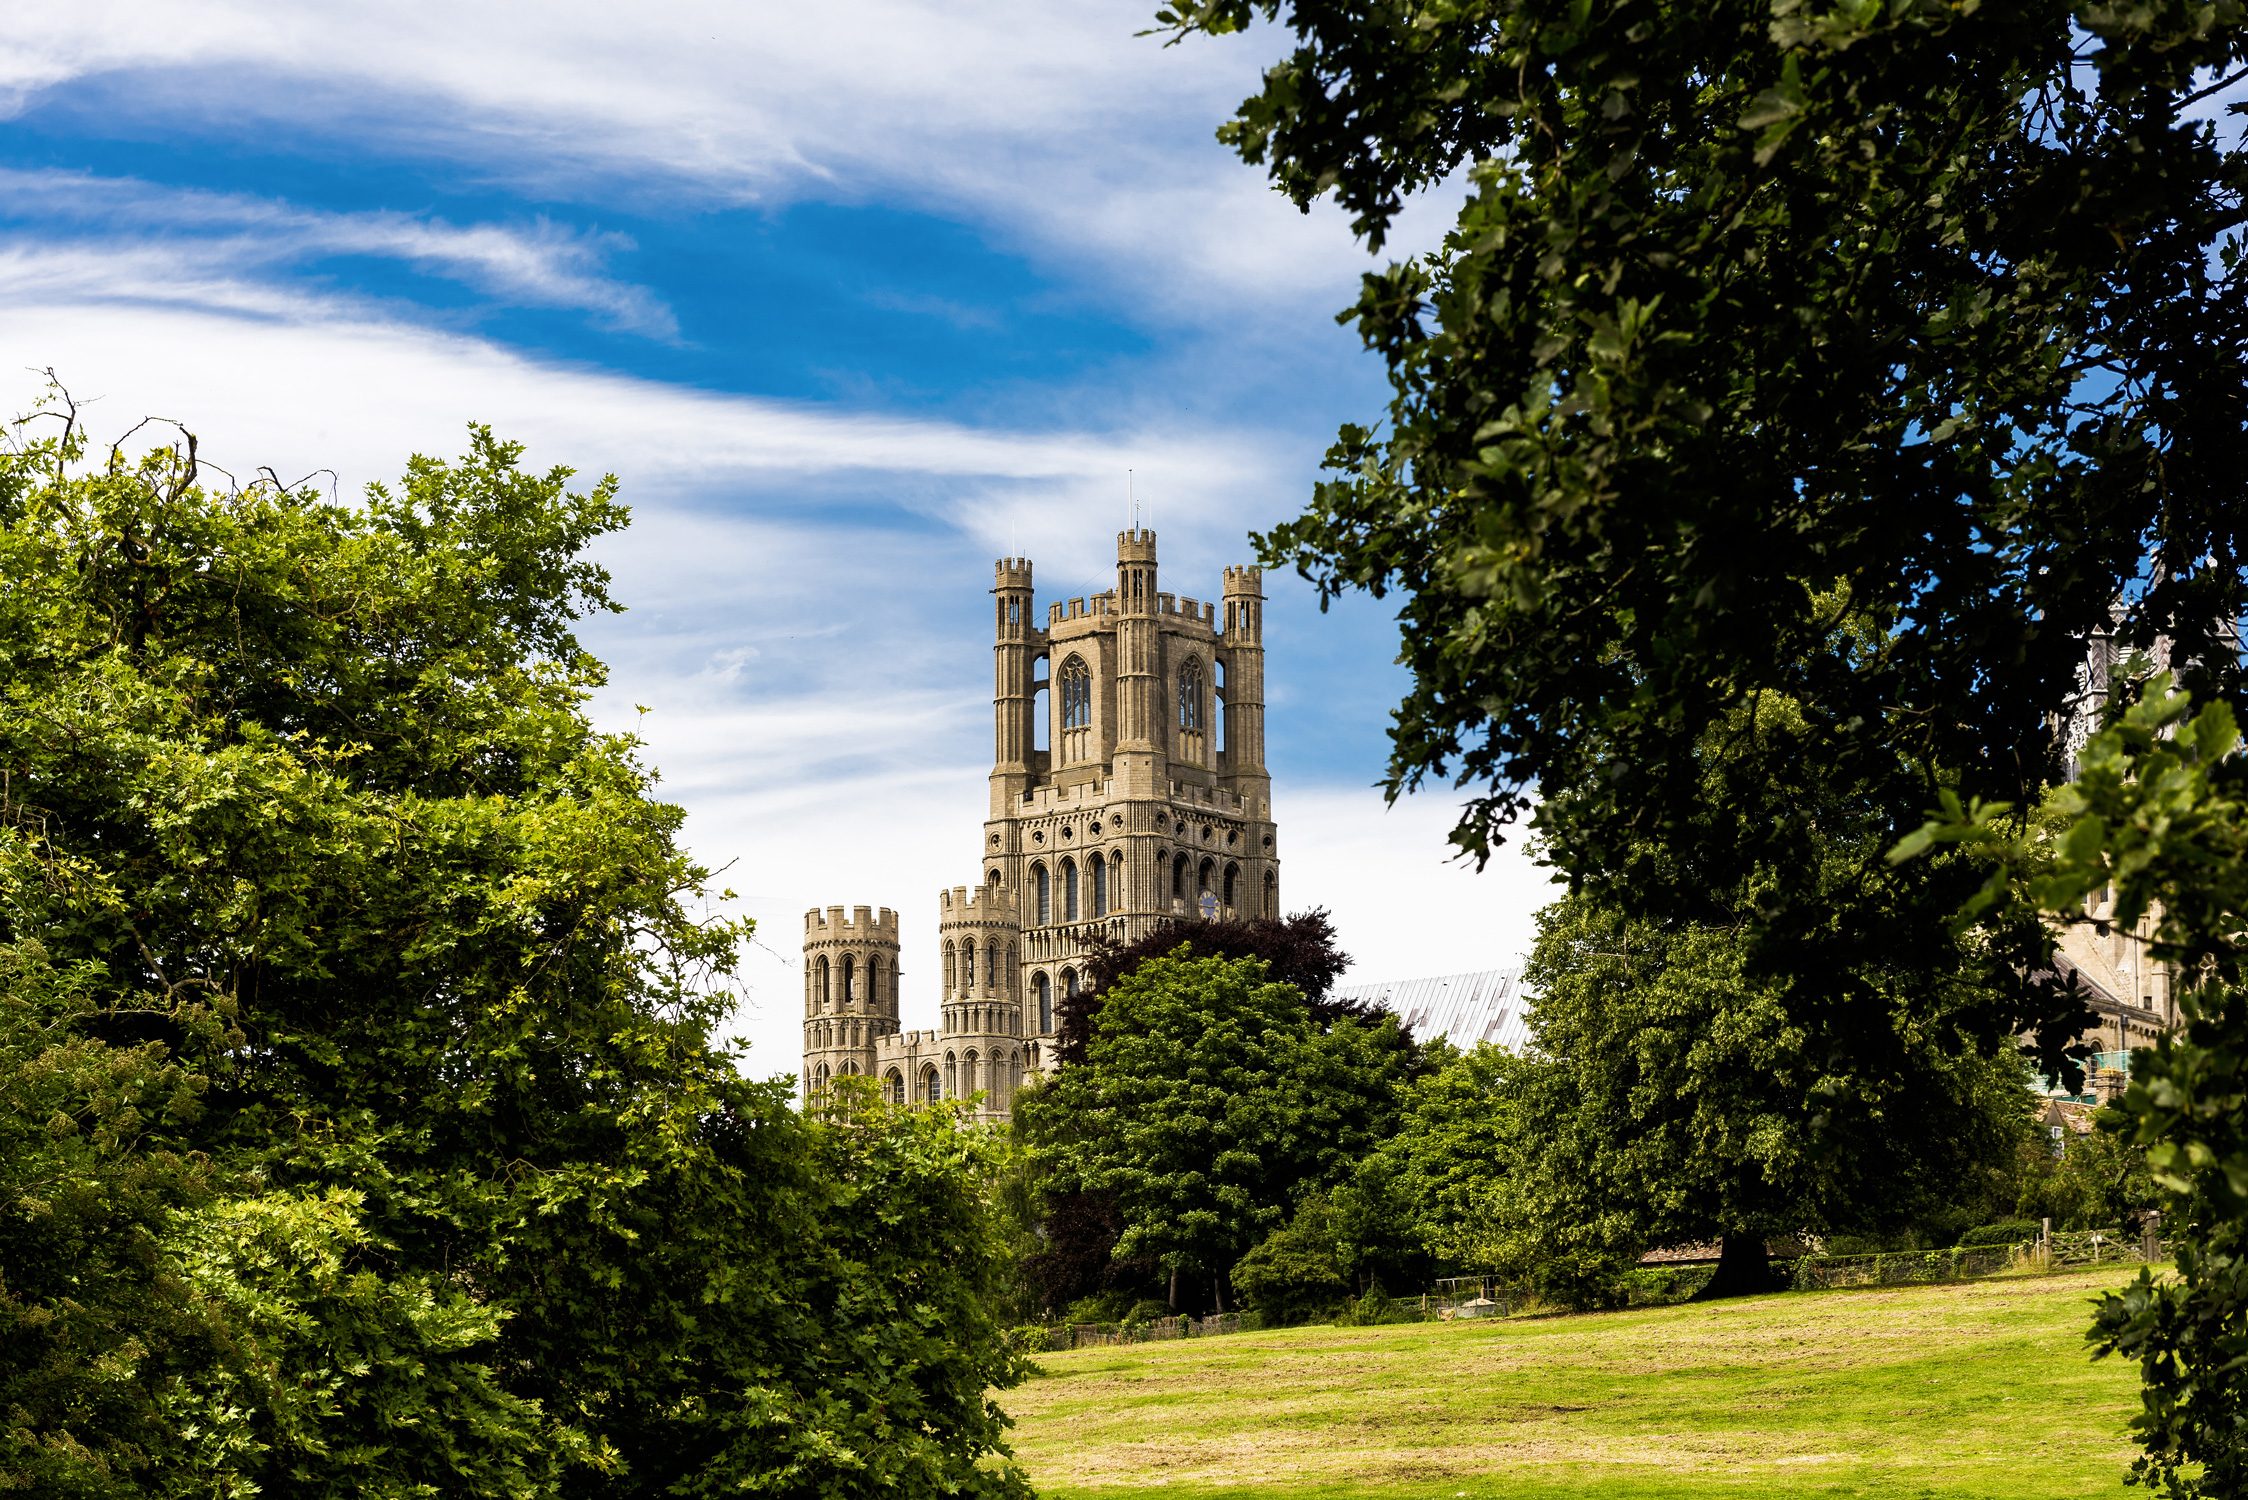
[[1061, 858, 1079, 921], [1034, 862, 1051, 925], [1059, 655, 1092, 763], [841, 954, 856, 1004], [1060, 655, 1092, 728], [1177, 657, 1206, 765], [816, 955, 831, 1007], [1091, 855, 1107, 917], [1035, 972, 1052, 1035], [963, 939, 976, 990]]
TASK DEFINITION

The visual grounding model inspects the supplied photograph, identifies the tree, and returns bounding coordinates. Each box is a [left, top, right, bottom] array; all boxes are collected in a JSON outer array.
[[1019, 950, 1407, 1311], [1510, 893, 2031, 1299], [1157, 0, 2244, 1074], [1359, 1040, 1525, 1272], [1031, 908, 1367, 1316], [1904, 676, 2248, 1497], [1063, 908, 1358, 1063], [0, 404, 1028, 1499], [1230, 1194, 1352, 1322]]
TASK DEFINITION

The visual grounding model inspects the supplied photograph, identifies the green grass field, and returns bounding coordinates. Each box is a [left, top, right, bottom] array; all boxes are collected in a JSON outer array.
[[1006, 1265, 2153, 1500]]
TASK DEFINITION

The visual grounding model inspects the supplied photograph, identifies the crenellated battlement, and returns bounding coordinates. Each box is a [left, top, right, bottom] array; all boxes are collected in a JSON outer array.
[[1223, 565, 1263, 595], [804, 904, 901, 939], [994, 557, 1033, 591], [938, 884, 1019, 924], [1116, 527, 1157, 563]]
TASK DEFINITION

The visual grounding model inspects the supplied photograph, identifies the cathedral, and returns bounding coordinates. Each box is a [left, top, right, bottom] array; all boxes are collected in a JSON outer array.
[[800, 529, 1280, 1122]]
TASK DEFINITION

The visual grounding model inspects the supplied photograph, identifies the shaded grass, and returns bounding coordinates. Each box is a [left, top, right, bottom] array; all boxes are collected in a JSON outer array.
[[1007, 1264, 2150, 1498]]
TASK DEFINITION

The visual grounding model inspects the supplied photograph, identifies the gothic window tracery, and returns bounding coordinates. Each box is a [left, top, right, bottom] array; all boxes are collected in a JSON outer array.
[[1090, 854, 1106, 917], [1061, 858, 1078, 921], [1059, 655, 1092, 764], [1034, 862, 1051, 925], [1034, 972, 1051, 1035]]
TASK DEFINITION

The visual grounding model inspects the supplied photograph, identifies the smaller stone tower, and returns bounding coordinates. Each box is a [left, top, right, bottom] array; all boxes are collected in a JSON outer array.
[[934, 883, 1030, 1122], [800, 905, 901, 1103]]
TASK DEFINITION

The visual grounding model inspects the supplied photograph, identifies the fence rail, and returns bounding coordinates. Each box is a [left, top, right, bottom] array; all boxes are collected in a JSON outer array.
[[1016, 1229, 2163, 1351], [1788, 1227, 2164, 1291]]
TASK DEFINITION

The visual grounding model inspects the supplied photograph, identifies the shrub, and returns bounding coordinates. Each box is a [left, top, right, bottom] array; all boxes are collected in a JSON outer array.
[[1962, 1220, 2043, 1247], [1232, 1199, 1350, 1323]]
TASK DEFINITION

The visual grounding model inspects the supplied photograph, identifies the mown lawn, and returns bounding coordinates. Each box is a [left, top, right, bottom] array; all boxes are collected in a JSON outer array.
[[1005, 1265, 2154, 1499]]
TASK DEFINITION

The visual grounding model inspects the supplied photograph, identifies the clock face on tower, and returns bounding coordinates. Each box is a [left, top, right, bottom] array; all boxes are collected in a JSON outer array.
[[1198, 891, 1220, 920]]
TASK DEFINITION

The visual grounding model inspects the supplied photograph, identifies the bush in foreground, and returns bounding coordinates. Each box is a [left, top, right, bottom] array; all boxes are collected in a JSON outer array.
[[0, 409, 1027, 1499]]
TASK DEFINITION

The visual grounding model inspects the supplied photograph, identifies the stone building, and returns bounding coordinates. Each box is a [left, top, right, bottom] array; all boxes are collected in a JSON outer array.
[[801, 528, 1280, 1123]]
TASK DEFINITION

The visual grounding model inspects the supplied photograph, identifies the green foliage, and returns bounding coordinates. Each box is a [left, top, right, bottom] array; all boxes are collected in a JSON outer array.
[[1231, 1195, 1351, 1323], [1366, 1040, 1525, 1270], [2016, 1127, 2160, 1232], [1160, 0, 2245, 932], [0, 408, 1026, 1499], [1903, 674, 2248, 1496], [1495, 893, 2029, 1301], [1019, 950, 1408, 1296], [1961, 1220, 2045, 1249]]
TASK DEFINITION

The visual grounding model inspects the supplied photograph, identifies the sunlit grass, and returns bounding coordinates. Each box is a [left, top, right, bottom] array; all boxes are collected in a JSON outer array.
[[1007, 1264, 2151, 1499]]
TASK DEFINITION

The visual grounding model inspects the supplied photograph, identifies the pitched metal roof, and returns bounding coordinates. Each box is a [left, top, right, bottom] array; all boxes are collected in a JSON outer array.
[[1332, 968, 1532, 1052]]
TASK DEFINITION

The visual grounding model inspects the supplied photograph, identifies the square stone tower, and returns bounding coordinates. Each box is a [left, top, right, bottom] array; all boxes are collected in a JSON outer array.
[[802, 529, 1278, 1123], [977, 529, 1279, 1071]]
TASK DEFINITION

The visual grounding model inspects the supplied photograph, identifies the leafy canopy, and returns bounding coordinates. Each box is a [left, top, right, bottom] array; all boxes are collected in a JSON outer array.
[[1160, 0, 2245, 928], [1020, 950, 1407, 1290], [1903, 676, 2248, 1498], [0, 404, 1029, 1500]]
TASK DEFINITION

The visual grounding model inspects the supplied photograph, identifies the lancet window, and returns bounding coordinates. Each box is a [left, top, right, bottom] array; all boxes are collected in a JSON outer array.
[[1058, 654, 1092, 763]]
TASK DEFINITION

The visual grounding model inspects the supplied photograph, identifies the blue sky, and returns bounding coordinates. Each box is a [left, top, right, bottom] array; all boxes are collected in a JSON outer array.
[[0, 0, 1552, 1073]]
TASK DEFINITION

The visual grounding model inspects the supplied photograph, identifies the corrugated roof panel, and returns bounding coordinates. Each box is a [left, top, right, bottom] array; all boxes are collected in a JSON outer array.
[[1332, 968, 1532, 1052]]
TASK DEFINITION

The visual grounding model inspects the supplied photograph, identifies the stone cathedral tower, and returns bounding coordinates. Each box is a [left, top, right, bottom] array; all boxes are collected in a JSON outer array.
[[802, 529, 1279, 1124]]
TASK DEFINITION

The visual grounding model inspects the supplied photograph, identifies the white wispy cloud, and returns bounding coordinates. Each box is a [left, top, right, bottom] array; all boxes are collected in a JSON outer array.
[[0, 168, 675, 333], [0, 2, 1459, 322], [0, 298, 1539, 1078]]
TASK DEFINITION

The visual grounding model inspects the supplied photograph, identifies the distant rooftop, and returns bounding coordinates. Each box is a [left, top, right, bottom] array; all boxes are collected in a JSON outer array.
[[1333, 968, 1531, 1052]]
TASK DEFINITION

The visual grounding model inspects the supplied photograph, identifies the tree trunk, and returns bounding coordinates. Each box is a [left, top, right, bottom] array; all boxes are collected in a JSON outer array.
[[1214, 1272, 1229, 1314], [1168, 1266, 1180, 1310], [1695, 1236, 1783, 1300]]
